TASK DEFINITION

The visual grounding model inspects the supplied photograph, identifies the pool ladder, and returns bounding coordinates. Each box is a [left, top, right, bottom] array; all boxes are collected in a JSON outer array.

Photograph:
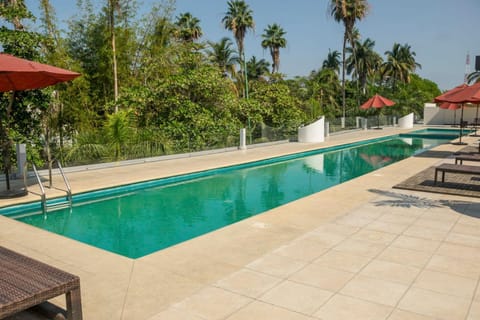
[[31, 160, 72, 216]]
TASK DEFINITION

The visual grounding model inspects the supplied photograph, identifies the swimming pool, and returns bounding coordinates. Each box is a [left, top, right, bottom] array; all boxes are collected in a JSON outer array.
[[2, 133, 454, 258]]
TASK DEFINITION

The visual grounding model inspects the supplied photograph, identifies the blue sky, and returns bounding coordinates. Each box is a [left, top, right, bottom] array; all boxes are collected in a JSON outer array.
[[24, 0, 479, 91]]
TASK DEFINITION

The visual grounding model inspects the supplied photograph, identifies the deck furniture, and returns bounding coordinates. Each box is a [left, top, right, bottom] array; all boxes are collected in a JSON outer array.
[[434, 163, 480, 184], [0, 246, 82, 320], [455, 154, 480, 164]]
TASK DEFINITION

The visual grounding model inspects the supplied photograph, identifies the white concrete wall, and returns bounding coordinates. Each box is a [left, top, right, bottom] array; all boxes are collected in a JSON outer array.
[[398, 113, 414, 129], [424, 103, 480, 125], [298, 117, 325, 143]]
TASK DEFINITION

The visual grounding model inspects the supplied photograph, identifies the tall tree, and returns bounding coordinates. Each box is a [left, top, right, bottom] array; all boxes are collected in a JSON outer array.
[[261, 23, 287, 74], [330, 0, 369, 118], [322, 49, 341, 74], [381, 42, 421, 87], [174, 12, 202, 42], [346, 38, 382, 94], [206, 37, 238, 77], [246, 55, 270, 80], [222, 0, 254, 97]]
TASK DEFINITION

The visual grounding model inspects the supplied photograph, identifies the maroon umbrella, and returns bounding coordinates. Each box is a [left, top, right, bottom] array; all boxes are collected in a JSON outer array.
[[0, 54, 80, 196], [360, 94, 396, 129]]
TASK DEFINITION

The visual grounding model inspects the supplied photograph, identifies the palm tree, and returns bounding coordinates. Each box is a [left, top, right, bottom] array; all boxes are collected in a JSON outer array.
[[322, 49, 341, 74], [467, 71, 480, 84], [246, 56, 270, 80], [381, 43, 421, 87], [346, 38, 382, 94], [261, 23, 287, 73], [174, 12, 202, 42], [330, 0, 369, 118], [206, 37, 239, 77], [222, 0, 255, 96]]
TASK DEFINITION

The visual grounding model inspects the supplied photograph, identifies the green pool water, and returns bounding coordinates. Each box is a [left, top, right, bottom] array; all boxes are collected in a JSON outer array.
[[9, 135, 451, 258]]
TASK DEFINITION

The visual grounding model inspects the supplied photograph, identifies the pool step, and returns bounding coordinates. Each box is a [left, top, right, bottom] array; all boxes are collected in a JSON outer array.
[[45, 200, 72, 213]]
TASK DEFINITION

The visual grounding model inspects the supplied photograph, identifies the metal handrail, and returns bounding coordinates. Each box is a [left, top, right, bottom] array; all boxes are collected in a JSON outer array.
[[32, 164, 47, 217], [55, 160, 72, 206]]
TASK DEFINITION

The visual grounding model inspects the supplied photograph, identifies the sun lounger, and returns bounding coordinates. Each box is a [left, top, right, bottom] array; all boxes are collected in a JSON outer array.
[[455, 154, 480, 164], [434, 163, 480, 184], [0, 246, 83, 319]]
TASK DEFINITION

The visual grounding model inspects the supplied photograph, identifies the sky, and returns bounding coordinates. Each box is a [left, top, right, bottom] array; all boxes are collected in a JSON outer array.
[[24, 0, 479, 91]]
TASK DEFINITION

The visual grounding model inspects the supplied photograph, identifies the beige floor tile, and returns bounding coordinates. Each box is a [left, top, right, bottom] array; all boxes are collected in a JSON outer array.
[[378, 246, 432, 268], [313, 250, 371, 272], [387, 309, 437, 320], [350, 229, 397, 245], [398, 287, 471, 320], [360, 259, 421, 285], [468, 300, 480, 320], [391, 235, 441, 253], [426, 254, 480, 279], [412, 217, 456, 232], [436, 243, 480, 263], [333, 239, 386, 259], [246, 253, 306, 278], [298, 231, 348, 248], [413, 270, 477, 299], [312, 223, 360, 236], [365, 220, 409, 234], [452, 222, 480, 237], [335, 214, 373, 228], [402, 225, 449, 241], [214, 268, 281, 298], [259, 280, 332, 315], [289, 264, 355, 291], [340, 275, 408, 306], [225, 301, 314, 320], [272, 238, 329, 262], [346, 207, 385, 220], [147, 307, 205, 320], [446, 232, 480, 248], [378, 212, 418, 225], [121, 262, 204, 320], [173, 286, 252, 320], [314, 294, 392, 320]]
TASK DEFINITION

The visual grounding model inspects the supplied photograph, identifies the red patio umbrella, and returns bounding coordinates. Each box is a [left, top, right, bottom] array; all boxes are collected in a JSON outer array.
[[360, 94, 396, 128], [435, 83, 480, 144], [0, 53, 80, 196], [360, 94, 396, 109]]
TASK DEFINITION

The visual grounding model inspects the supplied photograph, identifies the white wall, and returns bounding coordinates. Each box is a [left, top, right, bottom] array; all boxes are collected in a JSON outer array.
[[398, 113, 414, 128], [424, 103, 480, 125], [298, 117, 325, 143]]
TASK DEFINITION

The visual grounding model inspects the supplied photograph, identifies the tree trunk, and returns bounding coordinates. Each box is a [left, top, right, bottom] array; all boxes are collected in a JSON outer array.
[[342, 31, 347, 119], [110, 0, 119, 112]]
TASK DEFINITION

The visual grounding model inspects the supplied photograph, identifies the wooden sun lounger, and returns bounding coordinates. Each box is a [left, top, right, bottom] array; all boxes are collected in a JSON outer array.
[[0, 246, 83, 320], [434, 163, 480, 184], [455, 154, 480, 165]]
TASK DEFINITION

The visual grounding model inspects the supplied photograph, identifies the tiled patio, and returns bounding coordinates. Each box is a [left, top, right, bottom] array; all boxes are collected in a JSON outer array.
[[1, 127, 479, 320]]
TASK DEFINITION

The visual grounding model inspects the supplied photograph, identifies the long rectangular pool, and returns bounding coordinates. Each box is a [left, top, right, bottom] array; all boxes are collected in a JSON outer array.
[[1, 132, 458, 258]]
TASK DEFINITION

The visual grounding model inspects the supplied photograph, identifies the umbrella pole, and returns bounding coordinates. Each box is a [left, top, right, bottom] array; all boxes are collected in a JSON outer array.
[[459, 105, 464, 144]]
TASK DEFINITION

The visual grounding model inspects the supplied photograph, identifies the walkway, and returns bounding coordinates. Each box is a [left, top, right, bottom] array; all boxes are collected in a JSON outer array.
[[1, 127, 479, 320]]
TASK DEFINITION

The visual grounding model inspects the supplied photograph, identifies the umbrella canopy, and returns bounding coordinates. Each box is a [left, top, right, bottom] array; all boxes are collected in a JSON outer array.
[[360, 94, 396, 110], [0, 53, 80, 195], [0, 53, 80, 92], [438, 102, 461, 110], [433, 83, 480, 145]]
